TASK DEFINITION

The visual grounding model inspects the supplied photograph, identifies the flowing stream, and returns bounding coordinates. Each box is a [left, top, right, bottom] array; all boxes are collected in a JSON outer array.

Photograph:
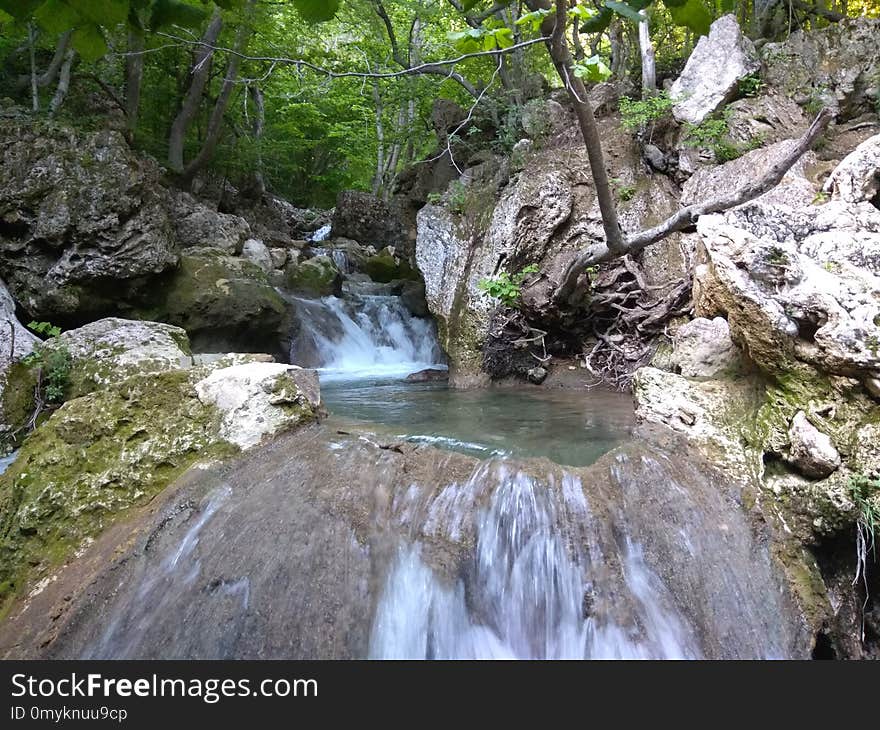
[[34, 282, 809, 660]]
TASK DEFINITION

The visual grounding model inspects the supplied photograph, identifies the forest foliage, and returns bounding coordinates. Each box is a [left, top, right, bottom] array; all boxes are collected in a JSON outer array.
[[0, 0, 877, 207]]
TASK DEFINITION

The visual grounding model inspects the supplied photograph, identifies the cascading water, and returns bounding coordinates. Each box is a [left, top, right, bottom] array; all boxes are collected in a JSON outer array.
[[288, 288, 444, 380], [308, 223, 332, 242], [369, 463, 701, 659]]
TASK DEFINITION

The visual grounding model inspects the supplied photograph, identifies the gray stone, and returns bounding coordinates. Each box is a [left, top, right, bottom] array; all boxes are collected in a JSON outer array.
[[241, 238, 273, 273], [331, 191, 404, 249], [681, 140, 820, 210], [527, 366, 548, 384], [644, 144, 667, 172], [786, 411, 841, 480], [170, 192, 250, 254], [0, 118, 177, 320], [822, 134, 880, 205], [670, 15, 759, 125], [670, 317, 743, 378], [762, 17, 880, 120], [269, 247, 288, 270], [521, 99, 567, 138]]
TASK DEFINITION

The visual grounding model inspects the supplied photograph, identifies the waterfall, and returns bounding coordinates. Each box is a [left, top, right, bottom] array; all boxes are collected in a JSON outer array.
[[309, 246, 351, 273], [309, 224, 332, 242], [289, 292, 444, 380], [368, 464, 701, 659]]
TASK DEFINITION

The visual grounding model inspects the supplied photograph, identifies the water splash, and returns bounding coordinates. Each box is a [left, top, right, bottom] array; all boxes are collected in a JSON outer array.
[[309, 224, 332, 242], [289, 294, 444, 380], [369, 465, 701, 659]]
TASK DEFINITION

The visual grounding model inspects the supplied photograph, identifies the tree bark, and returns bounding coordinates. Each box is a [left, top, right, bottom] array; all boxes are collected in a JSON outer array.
[[180, 4, 255, 184], [48, 49, 75, 116], [28, 23, 39, 113], [554, 108, 833, 303], [527, 0, 625, 254], [372, 80, 386, 196], [248, 83, 266, 198], [125, 30, 145, 133], [637, 10, 656, 96], [168, 9, 224, 172], [16, 30, 71, 92]]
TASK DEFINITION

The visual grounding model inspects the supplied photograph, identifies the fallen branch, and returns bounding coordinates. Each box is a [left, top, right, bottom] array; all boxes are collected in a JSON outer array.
[[554, 107, 834, 304]]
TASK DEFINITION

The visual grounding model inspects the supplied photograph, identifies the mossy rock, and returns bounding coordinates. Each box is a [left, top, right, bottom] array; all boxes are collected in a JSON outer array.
[[363, 249, 417, 284], [132, 253, 288, 353], [0, 368, 234, 614], [285, 256, 342, 296]]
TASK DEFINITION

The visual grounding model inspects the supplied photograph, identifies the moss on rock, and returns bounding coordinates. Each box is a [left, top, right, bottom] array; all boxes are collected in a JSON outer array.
[[0, 369, 232, 613], [285, 256, 341, 296]]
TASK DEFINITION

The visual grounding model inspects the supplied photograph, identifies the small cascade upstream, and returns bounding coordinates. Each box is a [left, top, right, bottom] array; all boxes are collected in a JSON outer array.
[[287, 285, 444, 380]]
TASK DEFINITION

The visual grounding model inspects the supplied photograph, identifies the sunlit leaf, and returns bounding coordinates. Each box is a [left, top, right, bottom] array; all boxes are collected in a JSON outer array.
[[606, 0, 645, 23], [665, 0, 712, 36], [76, 0, 129, 26], [33, 0, 81, 34], [579, 6, 613, 33], [71, 23, 108, 61], [573, 55, 612, 83]]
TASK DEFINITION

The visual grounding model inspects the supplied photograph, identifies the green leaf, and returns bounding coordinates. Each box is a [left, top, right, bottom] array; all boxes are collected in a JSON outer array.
[[573, 55, 612, 83], [149, 0, 207, 30], [461, 0, 484, 10], [33, 0, 81, 35], [71, 24, 108, 61], [606, 1, 645, 23], [0, 9, 12, 23], [579, 6, 613, 33], [0, 0, 42, 20], [666, 0, 712, 36], [292, 0, 340, 23], [75, 0, 129, 26]]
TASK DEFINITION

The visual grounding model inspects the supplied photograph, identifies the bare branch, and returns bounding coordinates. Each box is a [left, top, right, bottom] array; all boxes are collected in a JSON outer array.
[[554, 108, 834, 303]]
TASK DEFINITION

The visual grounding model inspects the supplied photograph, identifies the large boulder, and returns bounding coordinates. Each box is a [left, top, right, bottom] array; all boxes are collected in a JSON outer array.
[[669, 317, 744, 378], [681, 140, 821, 210], [169, 192, 250, 254], [285, 255, 342, 297], [725, 92, 810, 149], [134, 250, 288, 354], [0, 113, 177, 322], [822, 133, 880, 205], [0, 349, 320, 611], [669, 15, 759, 125], [44, 318, 192, 398], [195, 363, 320, 450], [331, 191, 404, 249], [241, 238, 273, 273], [762, 17, 880, 121]]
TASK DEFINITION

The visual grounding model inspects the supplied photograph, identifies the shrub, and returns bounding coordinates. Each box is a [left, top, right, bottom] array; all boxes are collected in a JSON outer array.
[[619, 91, 675, 142], [478, 265, 540, 309]]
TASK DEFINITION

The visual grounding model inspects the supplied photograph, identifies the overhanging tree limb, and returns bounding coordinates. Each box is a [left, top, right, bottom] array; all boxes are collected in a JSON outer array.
[[554, 107, 834, 303]]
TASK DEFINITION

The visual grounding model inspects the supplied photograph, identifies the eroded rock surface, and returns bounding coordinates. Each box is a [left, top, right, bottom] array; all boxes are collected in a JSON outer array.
[[669, 15, 759, 125]]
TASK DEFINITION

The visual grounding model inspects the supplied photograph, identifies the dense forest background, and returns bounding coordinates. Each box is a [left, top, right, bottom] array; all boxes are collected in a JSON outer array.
[[1, 0, 878, 208]]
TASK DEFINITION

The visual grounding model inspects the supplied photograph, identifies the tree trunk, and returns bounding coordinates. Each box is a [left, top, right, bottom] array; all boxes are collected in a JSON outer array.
[[372, 80, 386, 196], [180, 4, 255, 184], [527, 0, 624, 255], [125, 30, 145, 133], [28, 24, 39, 113], [16, 30, 71, 92], [168, 9, 223, 172], [48, 49, 75, 116], [248, 84, 266, 198], [638, 10, 656, 96]]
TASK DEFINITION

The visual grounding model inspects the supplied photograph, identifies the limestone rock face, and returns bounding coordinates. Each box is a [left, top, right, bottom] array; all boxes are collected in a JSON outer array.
[[521, 99, 567, 139], [681, 140, 820, 210], [46, 318, 192, 398], [822, 134, 880, 205], [762, 17, 880, 120], [786, 411, 841, 480], [0, 277, 37, 377], [669, 317, 743, 378], [694, 201, 880, 378], [195, 363, 321, 450], [415, 113, 685, 383], [0, 115, 177, 320], [169, 192, 250, 254], [331, 191, 404, 249], [669, 15, 759, 125], [725, 92, 810, 148], [241, 238, 273, 273], [141, 251, 288, 354]]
